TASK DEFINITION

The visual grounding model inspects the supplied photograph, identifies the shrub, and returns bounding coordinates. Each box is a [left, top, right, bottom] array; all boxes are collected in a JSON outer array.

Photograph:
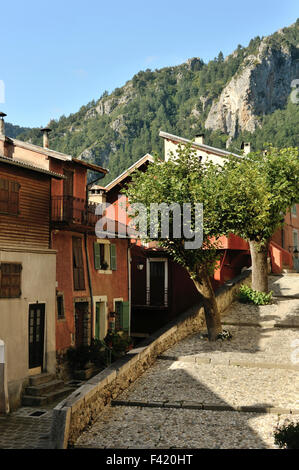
[[66, 345, 91, 371], [274, 420, 299, 449], [104, 330, 133, 359], [238, 284, 273, 305]]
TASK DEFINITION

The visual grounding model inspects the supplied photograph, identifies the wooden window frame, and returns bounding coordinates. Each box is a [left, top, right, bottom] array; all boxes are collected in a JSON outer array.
[[0, 262, 22, 298], [0, 177, 21, 216], [56, 293, 65, 320]]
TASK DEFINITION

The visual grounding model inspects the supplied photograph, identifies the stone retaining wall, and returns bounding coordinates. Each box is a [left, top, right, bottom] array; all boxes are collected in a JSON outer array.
[[51, 269, 251, 448]]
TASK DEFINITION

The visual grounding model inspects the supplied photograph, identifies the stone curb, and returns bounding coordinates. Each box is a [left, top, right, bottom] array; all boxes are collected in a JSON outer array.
[[111, 399, 299, 415], [50, 270, 252, 448], [222, 321, 299, 329]]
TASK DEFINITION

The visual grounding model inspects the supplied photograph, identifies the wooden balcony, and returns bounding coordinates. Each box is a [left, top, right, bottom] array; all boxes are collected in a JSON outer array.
[[51, 196, 99, 228]]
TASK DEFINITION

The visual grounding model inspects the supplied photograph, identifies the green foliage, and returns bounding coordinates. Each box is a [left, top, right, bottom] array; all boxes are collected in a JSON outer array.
[[66, 339, 110, 370], [238, 285, 273, 305], [217, 146, 299, 244], [66, 345, 91, 370], [104, 330, 133, 359], [274, 420, 299, 449]]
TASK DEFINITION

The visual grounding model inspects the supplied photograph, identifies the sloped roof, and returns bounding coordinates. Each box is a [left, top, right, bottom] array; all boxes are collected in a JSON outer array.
[[105, 153, 155, 192], [159, 131, 241, 159], [0, 154, 65, 179]]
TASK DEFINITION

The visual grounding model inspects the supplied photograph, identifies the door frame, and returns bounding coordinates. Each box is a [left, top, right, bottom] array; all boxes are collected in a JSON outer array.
[[28, 302, 46, 374], [92, 295, 108, 340], [146, 258, 168, 306]]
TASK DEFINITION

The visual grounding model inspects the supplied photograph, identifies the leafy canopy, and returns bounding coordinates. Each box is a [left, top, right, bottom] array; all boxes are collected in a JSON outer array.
[[217, 146, 299, 243]]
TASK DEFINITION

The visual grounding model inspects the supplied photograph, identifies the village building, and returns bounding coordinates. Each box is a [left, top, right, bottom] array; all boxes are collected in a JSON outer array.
[[0, 124, 64, 410], [0, 115, 131, 399]]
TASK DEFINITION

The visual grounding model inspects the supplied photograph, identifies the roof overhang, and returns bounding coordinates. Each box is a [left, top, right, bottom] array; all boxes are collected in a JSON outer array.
[[0, 155, 65, 179], [105, 153, 155, 192], [159, 131, 241, 159]]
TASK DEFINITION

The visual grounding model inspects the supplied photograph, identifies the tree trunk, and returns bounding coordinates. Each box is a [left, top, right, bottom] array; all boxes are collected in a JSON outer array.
[[193, 274, 222, 341], [249, 240, 269, 293]]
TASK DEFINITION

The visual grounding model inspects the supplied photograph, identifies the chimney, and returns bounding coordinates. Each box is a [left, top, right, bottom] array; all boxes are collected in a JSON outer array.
[[41, 127, 52, 148], [241, 142, 251, 155], [194, 134, 204, 145], [0, 112, 7, 136]]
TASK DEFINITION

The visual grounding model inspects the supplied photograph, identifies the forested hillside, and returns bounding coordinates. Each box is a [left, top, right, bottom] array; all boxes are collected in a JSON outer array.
[[8, 19, 299, 183]]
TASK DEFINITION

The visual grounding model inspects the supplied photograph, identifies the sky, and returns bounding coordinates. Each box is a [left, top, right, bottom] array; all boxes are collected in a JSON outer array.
[[0, 0, 298, 128]]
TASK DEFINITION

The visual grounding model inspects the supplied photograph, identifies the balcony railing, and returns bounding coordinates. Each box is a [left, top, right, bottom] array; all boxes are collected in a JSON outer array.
[[51, 196, 99, 226]]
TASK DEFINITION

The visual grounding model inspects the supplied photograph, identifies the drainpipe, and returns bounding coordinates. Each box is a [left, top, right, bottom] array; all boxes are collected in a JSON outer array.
[[128, 240, 132, 337], [85, 172, 106, 344]]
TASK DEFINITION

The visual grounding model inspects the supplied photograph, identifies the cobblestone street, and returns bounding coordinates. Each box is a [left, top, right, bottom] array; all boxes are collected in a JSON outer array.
[[75, 275, 299, 449]]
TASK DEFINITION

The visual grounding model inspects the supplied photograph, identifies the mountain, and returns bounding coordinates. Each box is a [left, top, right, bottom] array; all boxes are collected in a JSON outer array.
[[5, 122, 30, 139], [17, 19, 299, 183]]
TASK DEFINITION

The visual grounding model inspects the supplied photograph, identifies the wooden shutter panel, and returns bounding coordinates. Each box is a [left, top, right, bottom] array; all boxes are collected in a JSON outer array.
[[0, 263, 22, 298], [9, 181, 20, 215], [121, 301, 130, 331], [94, 243, 101, 270], [72, 237, 85, 290], [0, 178, 9, 213], [110, 244, 117, 271]]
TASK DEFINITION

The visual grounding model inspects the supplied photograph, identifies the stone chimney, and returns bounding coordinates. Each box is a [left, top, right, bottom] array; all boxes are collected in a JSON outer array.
[[0, 112, 7, 136], [241, 142, 251, 155], [41, 127, 52, 149], [194, 134, 204, 145]]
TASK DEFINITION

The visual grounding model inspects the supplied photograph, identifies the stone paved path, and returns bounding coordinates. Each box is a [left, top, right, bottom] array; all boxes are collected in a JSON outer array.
[[75, 275, 299, 449]]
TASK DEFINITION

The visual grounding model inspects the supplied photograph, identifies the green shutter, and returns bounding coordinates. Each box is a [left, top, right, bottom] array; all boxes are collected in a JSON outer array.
[[121, 301, 130, 331], [94, 242, 101, 270], [110, 244, 117, 270]]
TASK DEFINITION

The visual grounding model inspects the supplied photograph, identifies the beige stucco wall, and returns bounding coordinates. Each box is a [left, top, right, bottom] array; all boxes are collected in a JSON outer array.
[[12, 146, 50, 170], [164, 139, 227, 166], [0, 247, 57, 409]]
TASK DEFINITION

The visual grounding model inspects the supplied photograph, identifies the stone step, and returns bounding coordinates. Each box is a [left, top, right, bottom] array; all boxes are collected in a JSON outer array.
[[29, 373, 55, 386], [22, 387, 73, 406], [25, 379, 65, 397]]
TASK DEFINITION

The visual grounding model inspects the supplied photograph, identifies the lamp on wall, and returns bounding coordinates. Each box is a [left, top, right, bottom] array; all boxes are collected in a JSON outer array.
[[137, 263, 144, 271]]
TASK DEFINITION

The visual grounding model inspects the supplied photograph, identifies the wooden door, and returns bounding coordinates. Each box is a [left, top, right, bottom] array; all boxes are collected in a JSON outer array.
[[28, 304, 45, 370], [75, 302, 89, 347], [150, 261, 165, 306]]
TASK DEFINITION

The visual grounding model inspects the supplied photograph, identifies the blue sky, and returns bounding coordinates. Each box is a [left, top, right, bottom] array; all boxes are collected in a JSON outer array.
[[1, 0, 298, 127]]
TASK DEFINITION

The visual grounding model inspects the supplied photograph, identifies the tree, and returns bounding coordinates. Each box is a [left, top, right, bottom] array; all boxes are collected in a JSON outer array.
[[124, 144, 224, 341], [218, 146, 299, 292]]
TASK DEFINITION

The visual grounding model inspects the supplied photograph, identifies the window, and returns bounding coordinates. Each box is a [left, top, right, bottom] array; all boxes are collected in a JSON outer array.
[[293, 230, 298, 250], [0, 177, 20, 215], [115, 300, 130, 332], [72, 237, 85, 290], [291, 205, 297, 217], [57, 293, 65, 319], [94, 242, 117, 271], [0, 263, 22, 298]]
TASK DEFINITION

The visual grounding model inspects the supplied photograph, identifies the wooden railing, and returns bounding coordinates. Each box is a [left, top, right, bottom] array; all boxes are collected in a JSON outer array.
[[51, 196, 99, 226]]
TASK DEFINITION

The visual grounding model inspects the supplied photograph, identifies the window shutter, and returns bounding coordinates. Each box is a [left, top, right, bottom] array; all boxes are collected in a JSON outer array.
[[0, 263, 22, 298], [0, 178, 9, 213], [72, 237, 85, 290], [94, 242, 101, 270], [110, 244, 117, 271], [121, 301, 130, 331], [9, 181, 20, 215]]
